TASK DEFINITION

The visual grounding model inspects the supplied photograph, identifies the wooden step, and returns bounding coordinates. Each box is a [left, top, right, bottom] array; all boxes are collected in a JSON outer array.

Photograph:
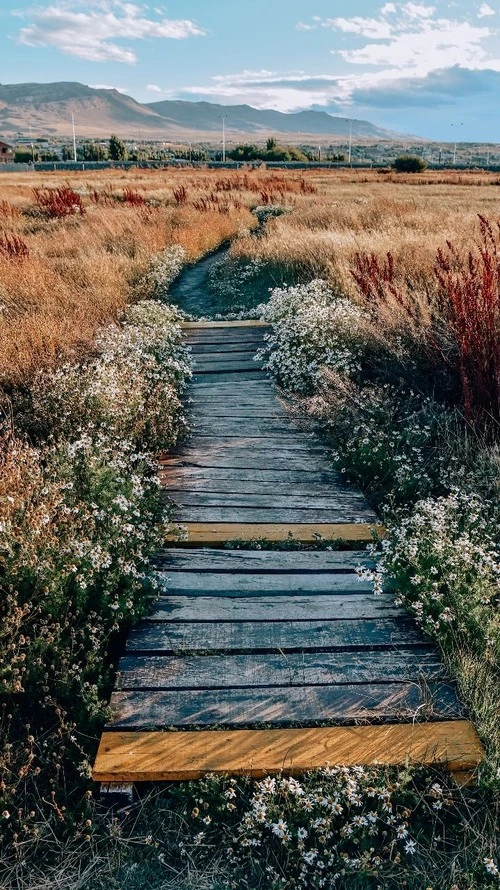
[[93, 720, 484, 782], [166, 522, 383, 546], [182, 320, 269, 329]]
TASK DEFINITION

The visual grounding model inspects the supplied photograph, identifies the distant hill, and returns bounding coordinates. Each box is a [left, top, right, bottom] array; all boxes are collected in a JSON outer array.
[[146, 99, 397, 139], [0, 81, 401, 141]]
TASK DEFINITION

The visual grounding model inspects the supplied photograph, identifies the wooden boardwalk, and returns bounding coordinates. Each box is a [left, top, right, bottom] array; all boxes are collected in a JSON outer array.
[[93, 321, 484, 784]]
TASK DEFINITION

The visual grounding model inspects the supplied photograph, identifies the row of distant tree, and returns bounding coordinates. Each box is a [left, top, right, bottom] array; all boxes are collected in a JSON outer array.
[[227, 138, 345, 163], [14, 134, 428, 172]]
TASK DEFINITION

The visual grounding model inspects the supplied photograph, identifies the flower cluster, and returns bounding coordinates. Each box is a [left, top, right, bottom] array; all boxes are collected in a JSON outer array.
[[369, 491, 500, 653], [137, 244, 186, 298], [0, 298, 190, 846], [30, 299, 191, 452], [174, 767, 493, 889], [257, 279, 363, 392]]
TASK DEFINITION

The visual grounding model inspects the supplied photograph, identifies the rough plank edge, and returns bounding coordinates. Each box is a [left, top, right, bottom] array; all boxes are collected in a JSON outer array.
[[166, 522, 384, 547], [93, 720, 484, 782], [182, 321, 269, 329]]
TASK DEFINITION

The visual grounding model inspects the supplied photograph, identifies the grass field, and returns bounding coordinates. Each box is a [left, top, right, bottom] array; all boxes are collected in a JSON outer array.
[[0, 166, 498, 889]]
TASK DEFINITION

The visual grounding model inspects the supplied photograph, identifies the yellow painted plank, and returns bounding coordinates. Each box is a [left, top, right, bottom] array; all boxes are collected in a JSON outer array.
[[166, 522, 384, 546], [182, 320, 269, 329], [93, 721, 484, 782]]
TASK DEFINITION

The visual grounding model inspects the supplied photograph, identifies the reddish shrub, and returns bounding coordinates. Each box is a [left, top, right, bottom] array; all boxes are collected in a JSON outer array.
[[122, 187, 145, 206], [0, 233, 30, 260], [173, 185, 188, 205], [435, 215, 500, 424], [351, 215, 500, 425], [0, 199, 20, 219], [33, 187, 85, 218]]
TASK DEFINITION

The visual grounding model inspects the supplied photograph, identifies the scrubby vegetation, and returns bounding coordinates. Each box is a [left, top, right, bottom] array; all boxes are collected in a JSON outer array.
[[0, 167, 499, 888]]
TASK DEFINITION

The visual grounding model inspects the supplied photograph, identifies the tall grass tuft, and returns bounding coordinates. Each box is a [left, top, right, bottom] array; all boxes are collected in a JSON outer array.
[[435, 215, 500, 424], [351, 215, 500, 425], [33, 186, 85, 218], [0, 233, 30, 260]]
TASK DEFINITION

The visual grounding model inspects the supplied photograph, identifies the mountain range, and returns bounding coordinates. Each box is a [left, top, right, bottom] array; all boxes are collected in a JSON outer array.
[[0, 81, 400, 142]]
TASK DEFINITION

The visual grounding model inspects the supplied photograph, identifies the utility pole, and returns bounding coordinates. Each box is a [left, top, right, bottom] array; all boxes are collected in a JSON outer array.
[[221, 115, 227, 162], [451, 122, 463, 165], [71, 112, 77, 162], [345, 119, 354, 165], [318, 145, 321, 163]]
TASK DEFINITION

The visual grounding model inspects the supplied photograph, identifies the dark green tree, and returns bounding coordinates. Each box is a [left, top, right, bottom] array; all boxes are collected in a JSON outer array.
[[82, 141, 107, 161], [108, 134, 127, 161]]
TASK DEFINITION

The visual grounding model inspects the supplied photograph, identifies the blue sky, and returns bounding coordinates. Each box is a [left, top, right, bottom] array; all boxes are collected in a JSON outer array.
[[1, 1, 500, 140]]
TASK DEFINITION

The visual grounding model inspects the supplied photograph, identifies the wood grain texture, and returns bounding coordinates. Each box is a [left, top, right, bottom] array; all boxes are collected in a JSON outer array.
[[93, 721, 485, 781], [189, 344, 264, 354], [192, 371, 266, 383], [182, 320, 270, 329], [158, 548, 371, 572], [164, 479, 358, 497], [167, 522, 383, 545], [159, 467, 343, 484], [107, 682, 464, 728], [125, 617, 424, 654], [156, 571, 372, 593], [149, 593, 399, 622], [167, 492, 373, 510], [116, 648, 446, 690]]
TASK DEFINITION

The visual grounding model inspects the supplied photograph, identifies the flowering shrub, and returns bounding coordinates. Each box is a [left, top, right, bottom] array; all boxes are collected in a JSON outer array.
[[258, 280, 363, 392], [30, 300, 190, 451], [0, 299, 190, 852], [365, 491, 500, 655], [169, 768, 499, 889], [137, 244, 186, 299]]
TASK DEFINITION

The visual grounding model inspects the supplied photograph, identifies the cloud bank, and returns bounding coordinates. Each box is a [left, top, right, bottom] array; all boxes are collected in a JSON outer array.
[[17, 1, 205, 64]]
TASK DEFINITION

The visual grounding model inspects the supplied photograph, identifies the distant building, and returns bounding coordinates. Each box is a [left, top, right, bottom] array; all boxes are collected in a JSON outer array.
[[0, 140, 14, 163]]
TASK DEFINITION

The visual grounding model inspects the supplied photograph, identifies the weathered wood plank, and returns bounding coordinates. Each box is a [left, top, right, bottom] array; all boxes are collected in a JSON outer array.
[[159, 467, 343, 484], [182, 320, 269, 329], [189, 409, 290, 420], [174, 507, 376, 523], [163, 479, 356, 498], [192, 371, 266, 383], [188, 380, 272, 392], [189, 343, 264, 354], [157, 548, 371, 572], [107, 682, 464, 728], [189, 421, 300, 436], [168, 522, 382, 545], [164, 453, 340, 472], [125, 617, 423, 654], [149, 593, 400, 622], [93, 721, 485, 782], [192, 352, 261, 363], [194, 361, 264, 373], [178, 436, 323, 452], [157, 571, 372, 593], [167, 492, 373, 510], [117, 648, 445, 690]]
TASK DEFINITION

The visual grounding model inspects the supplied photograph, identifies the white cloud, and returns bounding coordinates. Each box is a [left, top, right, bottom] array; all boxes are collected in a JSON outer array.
[[146, 83, 162, 93], [16, 1, 205, 64], [478, 3, 495, 17], [308, 4, 496, 79], [320, 17, 392, 38], [88, 82, 130, 92]]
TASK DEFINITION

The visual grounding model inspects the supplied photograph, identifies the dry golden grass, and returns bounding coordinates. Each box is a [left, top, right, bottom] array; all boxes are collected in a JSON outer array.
[[231, 169, 500, 303], [2, 166, 500, 386], [0, 167, 267, 386]]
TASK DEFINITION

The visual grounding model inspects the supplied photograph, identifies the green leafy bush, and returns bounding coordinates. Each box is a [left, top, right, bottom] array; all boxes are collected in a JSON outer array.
[[392, 156, 428, 173]]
